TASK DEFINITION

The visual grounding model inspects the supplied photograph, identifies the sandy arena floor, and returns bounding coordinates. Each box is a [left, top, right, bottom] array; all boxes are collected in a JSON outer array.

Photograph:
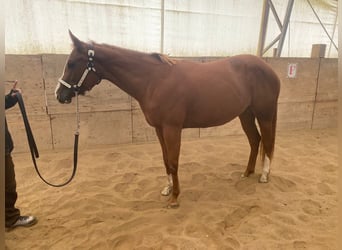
[[5, 129, 337, 250]]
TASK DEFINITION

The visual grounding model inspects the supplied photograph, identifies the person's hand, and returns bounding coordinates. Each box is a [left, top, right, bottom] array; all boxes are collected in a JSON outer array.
[[11, 80, 22, 96]]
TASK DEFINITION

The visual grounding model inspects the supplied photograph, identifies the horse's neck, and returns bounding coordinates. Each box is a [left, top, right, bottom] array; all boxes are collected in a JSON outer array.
[[96, 46, 152, 102]]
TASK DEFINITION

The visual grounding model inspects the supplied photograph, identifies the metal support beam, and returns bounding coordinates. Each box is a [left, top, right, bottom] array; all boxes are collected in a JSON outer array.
[[160, 0, 165, 53], [257, 0, 269, 56], [268, 0, 283, 30], [257, 0, 294, 57], [276, 0, 294, 57], [327, 5, 338, 56], [306, 0, 338, 51]]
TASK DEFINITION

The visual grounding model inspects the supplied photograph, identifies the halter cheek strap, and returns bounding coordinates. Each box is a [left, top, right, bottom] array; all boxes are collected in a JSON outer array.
[[58, 49, 97, 90]]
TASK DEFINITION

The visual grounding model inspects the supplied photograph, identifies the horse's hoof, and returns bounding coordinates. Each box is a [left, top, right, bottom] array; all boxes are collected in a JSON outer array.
[[167, 202, 179, 209], [241, 171, 254, 179], [161, 185, 172, 196], [259, 174, 269, 183]]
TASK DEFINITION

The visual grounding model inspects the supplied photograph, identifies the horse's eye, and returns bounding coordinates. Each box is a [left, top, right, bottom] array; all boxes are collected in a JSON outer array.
[[67, 62, 75, 69]]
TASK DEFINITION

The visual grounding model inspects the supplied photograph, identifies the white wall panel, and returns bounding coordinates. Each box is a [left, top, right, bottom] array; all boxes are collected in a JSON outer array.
[[5, 0, 338, 57], [163, 0, 263, 56], [5, 0, 162, 54]]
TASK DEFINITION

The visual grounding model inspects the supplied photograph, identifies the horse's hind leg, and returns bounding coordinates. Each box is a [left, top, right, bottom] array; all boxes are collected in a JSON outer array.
[[257, 116, 276, 183], [239, 108, 261, 178]]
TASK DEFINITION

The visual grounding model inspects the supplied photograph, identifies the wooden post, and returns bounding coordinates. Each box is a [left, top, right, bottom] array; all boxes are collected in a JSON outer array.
[[311, 44, 326, 58]]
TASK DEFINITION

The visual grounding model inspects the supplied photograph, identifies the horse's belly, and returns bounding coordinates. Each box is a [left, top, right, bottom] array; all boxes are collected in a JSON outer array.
[[183, 103, 246, 128], [183, 117, 236, 128]]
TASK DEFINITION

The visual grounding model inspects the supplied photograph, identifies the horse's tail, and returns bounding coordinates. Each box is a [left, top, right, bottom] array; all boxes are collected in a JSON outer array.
[[259, 104, 278, 163]]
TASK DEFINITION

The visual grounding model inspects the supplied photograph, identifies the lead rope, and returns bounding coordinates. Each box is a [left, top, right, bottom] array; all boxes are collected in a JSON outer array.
[[73, 91, 80, 170], [17, 92, 78, 187], [75, 91, 80, 134]]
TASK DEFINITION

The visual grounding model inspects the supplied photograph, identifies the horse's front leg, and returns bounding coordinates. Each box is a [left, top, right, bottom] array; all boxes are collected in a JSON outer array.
[[155, 127, 173, 196], [156, 125, 182, 208]]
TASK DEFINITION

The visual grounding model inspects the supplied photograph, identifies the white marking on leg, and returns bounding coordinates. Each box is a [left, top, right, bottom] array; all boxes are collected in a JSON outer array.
[[259, 156, 270, 183], [161, 174, 173, 196]]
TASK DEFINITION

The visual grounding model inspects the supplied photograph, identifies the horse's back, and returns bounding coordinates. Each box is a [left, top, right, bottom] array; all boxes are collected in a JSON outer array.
[[175, 54, 280, 95], [177, 54, 280, 105], [144, 54, 280, 128], [227, 55, 280, 94]]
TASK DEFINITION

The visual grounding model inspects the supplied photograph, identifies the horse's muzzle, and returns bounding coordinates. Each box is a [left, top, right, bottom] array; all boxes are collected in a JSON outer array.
[[59, 97, 72, 104], [56, 91, 74, 104]]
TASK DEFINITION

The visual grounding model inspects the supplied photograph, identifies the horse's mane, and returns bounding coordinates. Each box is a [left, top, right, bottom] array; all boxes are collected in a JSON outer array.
[[151, 53, 176, 66], [90, 41, 176, 66]]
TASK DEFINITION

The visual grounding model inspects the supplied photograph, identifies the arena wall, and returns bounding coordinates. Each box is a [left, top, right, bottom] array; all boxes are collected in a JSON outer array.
[[5, 55, 337, 153]]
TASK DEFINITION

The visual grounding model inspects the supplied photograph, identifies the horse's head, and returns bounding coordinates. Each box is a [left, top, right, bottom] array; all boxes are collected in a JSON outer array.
[[55, 31, 102, 104]]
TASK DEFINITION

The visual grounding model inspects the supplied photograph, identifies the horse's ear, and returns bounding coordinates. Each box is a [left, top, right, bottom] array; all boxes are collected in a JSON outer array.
[[69, 30, 85, 50]]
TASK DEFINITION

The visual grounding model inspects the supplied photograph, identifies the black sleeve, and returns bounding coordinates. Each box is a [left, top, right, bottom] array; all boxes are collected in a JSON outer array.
[[5, 91, 18, 110]]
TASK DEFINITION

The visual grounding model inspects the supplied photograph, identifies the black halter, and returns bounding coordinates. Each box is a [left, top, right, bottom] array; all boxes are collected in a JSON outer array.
[[58, 49, 97, 91]]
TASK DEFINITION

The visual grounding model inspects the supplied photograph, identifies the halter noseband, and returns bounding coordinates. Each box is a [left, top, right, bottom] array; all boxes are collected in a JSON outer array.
[[58, 49, 97, 91]]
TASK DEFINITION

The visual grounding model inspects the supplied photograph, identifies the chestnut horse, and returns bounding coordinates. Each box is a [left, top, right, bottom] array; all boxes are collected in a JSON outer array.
[[55, 31, 280, 208]]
